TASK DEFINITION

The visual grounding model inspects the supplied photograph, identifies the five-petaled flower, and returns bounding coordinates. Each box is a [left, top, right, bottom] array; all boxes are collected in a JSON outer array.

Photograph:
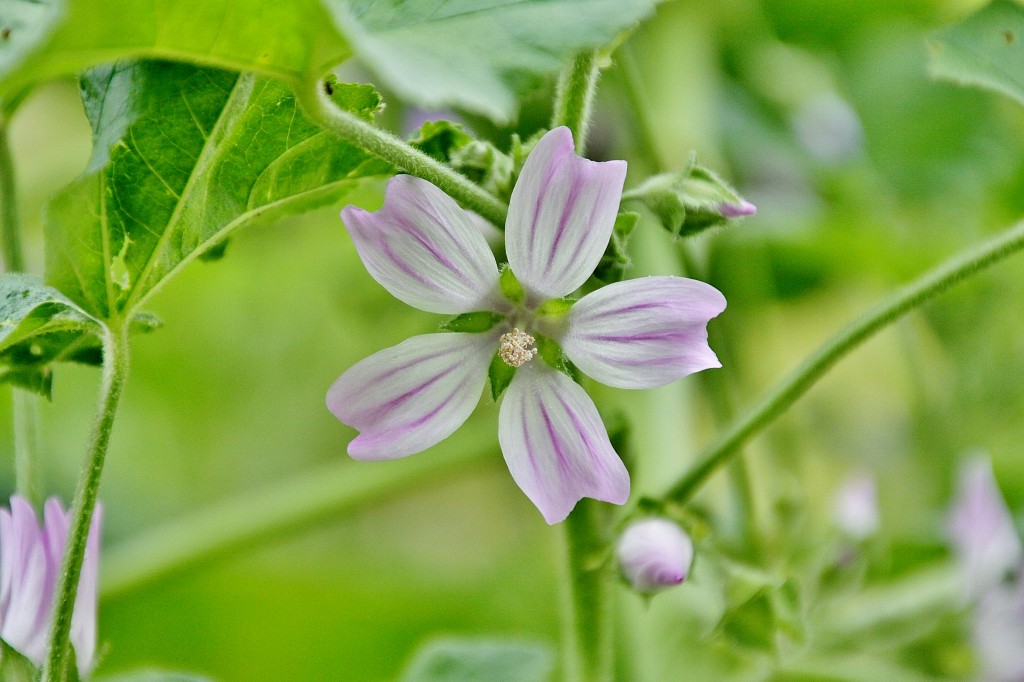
[[0, 496, 100, 677], [327, 127, 727, 523]]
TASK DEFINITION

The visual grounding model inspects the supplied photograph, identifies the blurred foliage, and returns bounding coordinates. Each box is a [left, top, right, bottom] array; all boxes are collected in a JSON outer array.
[[1, 0, 1023, 679]]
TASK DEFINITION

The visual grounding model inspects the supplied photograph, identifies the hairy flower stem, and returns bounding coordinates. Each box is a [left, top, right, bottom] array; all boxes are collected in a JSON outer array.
[[298, 86, 508, 227], [551, 50, 600, 155], [1, 118, 42, 507], [560, 499, 615, 682], [666, 219, 1024, 506], [42, 323, 129, 682]]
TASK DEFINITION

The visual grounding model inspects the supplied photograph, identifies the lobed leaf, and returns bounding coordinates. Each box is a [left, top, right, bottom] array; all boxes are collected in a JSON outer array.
[[0, 0, 349, 103], [45, 60, 390, 319], [928, 0, 1024, 107], [327, 0, 661, 122]]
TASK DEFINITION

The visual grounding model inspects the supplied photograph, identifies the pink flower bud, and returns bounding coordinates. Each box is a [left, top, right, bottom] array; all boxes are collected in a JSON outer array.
[[616, 518, 694, 594]]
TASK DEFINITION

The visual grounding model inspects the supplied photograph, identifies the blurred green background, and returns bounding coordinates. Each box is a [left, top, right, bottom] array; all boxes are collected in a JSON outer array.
[[3, 0, 1024, 679]]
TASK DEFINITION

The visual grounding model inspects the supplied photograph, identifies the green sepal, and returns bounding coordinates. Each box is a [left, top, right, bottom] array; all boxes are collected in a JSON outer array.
[[533, 333, 576, 380], [624, 155, 753, 238], [536, 297, 575, 318], [441, 312, 504, 333], [499, 266, 524, 306], [322, 77, 385, 122], [0, 641, 38, 682], [408, 120, 515, 200], [593, 211, 639, 284], [488, 354, 516, 401]]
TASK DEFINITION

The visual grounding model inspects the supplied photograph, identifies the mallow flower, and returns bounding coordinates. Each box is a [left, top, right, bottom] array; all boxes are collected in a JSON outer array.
[[0, 496, 100, 677], [616, 517, 694, 593], [327, 127, 727, 523]]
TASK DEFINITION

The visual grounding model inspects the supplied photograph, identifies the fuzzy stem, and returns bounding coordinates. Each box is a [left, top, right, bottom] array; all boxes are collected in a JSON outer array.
[[42, 323, 129, 681], [298, 85, 507, 227], [665, 220, 1024, 505], [551, 50, 601, 155], [560, 499, 615, 682]]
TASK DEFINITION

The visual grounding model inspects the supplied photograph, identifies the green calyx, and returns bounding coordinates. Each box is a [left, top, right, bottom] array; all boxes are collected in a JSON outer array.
[[499, 266, 525, 306], [441, 311, 505, 333]]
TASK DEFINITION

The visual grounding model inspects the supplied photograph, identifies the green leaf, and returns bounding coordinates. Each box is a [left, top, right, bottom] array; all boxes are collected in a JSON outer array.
[[0, 641, 37, 682], [327, 0, 661, 122], [323, 76, 385, 121], [408, 120, 515, 200], [399, 638, 554, 682], [928, 0, 1024, 107], [0, 0, 350, 101], [0, 273, 105, 397], [45, 61, 390, 320], [488, 354, 516, 401]]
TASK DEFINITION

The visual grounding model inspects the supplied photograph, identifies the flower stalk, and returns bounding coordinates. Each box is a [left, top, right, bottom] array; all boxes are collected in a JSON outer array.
[[665, 219, 1024, 506], [42, 322, 129, 682], [298, 85, 508, 227]]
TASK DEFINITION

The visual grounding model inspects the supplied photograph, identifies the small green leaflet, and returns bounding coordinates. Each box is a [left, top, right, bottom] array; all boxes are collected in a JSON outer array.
[[45, 60, 390, 320], [488, 354, 515, 401], [0, 0, 350, 103], [928, 0, 1024, 107], [0, 274, 105, 397], [399, 638, 554, 682]]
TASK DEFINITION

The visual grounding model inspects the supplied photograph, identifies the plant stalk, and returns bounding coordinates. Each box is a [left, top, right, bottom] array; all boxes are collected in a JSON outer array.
[[665, 219, 1024, 505], [42, 323, 129, 681], [298, 86, 508, 227], [551, 50, 601, 154]]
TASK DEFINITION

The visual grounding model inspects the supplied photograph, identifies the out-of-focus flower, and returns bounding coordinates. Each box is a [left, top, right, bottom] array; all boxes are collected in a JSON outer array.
[[833, 473, 879, 540], [948, 458, 1022, 599], [0, 496, 101, 677], [616, 518, 694, 594], [974, 578, 1024, 682], [328, 127, 727, 523], [792, 93, 864, 165]]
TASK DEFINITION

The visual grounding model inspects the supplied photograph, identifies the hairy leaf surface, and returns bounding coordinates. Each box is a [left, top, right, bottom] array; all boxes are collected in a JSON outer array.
[[45, 60, 389, 319]]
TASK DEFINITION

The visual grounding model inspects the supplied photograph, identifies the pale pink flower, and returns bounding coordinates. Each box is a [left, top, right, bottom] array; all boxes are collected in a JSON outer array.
[[833, 473, 879, 540], [328, 127, 726, 523], [616, 518, 694, 593], [0, 496, 100, 676]]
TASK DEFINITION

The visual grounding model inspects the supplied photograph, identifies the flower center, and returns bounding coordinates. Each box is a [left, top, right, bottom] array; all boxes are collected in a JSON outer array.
[[498, 328, 538, 368]]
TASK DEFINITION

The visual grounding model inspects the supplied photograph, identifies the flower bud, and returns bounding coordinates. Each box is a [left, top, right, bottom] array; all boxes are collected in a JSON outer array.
[[616, 518, 694, 594]]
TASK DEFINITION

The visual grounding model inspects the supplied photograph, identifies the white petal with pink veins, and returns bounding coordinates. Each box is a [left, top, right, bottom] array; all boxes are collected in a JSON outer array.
[[342, 175, 501, 314], [498, 363, 629, 523], [328, 332, 495, 460], [505, 127, 627, 302], [561, 276, 726, 389]]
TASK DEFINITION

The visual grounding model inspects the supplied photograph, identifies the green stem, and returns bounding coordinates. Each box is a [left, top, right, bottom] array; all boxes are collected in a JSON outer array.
[[560, 500, 615, 682], [42, 323, 129, 682], [101, 445, 495, 600], [1, 116, 42, 506], [0, 117, 25, 272], [665, 219, 1024, 505], [551, 50, 600, 155], [298, 86, 507, 227], [616, 45, 664, 172]]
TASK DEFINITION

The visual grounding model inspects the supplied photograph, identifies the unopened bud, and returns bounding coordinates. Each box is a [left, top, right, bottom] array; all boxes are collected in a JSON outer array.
[[616, 518, 694, 594]]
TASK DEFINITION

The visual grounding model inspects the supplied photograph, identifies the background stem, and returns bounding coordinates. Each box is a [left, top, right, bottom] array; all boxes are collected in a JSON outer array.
[[42, 323, 129, 681], [665, 219, 1024, 505]]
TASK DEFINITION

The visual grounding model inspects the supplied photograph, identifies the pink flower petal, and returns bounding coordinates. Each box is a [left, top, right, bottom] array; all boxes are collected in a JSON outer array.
[[498, 363, 629, 524], [342, 175, 501, 314], [505, 127, 627, 302], [560, 276, 726, 389], [1, 497, 50, 665], [616, 518, 694, 593], [327, 332, 495, 460]]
